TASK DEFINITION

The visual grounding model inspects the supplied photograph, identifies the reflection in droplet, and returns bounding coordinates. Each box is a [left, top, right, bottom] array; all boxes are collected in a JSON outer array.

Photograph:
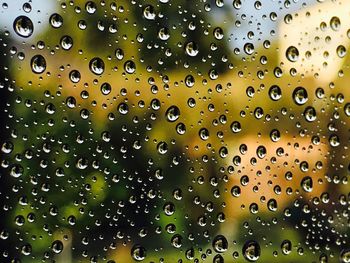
[[89, 57, 105, 75], [212, 235, 228, 253], [50, 13, 63, 28], [286, 46, 299, 62], [51, 240, 64, 254], [281, 240, 292, 255], [60, 35, 73, 50], [242, 240, 261, 262], [185, 41, 199, 57], [293, 87, 308, 105], [166, 106, 180, 122], [131, 245, 146, 261], [30, 55, 46, 74], [124, 60, 136, 74], [13, 16, 33, 38]]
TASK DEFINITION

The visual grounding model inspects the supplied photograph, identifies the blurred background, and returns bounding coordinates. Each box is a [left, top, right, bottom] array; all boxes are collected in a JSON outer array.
[[0, 0, 349, 262]]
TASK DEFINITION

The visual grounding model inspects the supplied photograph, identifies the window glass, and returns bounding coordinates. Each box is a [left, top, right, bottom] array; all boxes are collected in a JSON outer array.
[[0, 0, 349, 262]]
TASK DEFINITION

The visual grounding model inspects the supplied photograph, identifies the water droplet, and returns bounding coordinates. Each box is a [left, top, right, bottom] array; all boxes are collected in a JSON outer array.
[[60, 35, 73, 50], [281, 240, 292, 255], [85, 1, 97, 14], [66, 96, 76, 108], [124, 60, 136, 74], [293, 87, 308, 105], [267, 198, 277, 211], [143, 5, 156, 20], [157, 141, 168, 154], [50, 13, 63, 28], [158, 27, 170, 41], [244, 43, 255, 55], [171, 234, 183, 248], [118, 103, 129, 115], [213, 27, 224, 40], [231, 185, 241, 197], [330, 16, 341, 31], [101, 82, 112, 95], [166, 105, 180, 122], [212, 235, 228, 253], [301, 176, 313, 192], [115, 48, 124, 60], [213, 254, 224, 263], [242, 240, 260, 262], [131, 245, 146, 261], [30, 54, 46, 74], [163, 202, 175, 216], [340, 248, 350, 263], [22, 3, 32, 13], [337, 45, 347, 58], [69, 70, 81, 83], [176, 123, 186, 135], [185, 41, 199, 57], [344, 103, 350, 116], [51, 240, 64, 254], [89, 57, 105, 75], [231, 121, 242, 133], [199, 128, 209, 140], [21, 243, 32, 256], [329, 134, 340, 147], [286, 46, 299, 62], [185, 74, 195, 87], [269, 85, 282, 101], [13, 16, 33, 38], [304, 106, 317, 122]]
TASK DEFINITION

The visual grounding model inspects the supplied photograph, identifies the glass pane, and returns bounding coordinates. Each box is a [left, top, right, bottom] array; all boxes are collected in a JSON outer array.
[[0, 0, 349, 262]]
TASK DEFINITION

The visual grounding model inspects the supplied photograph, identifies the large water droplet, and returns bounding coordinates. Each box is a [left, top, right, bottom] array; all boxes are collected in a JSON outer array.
[[51, 240, 64, 254], [124, 60, 136, 74], [30, 54, 46, 74], [60, 35, 73, 50], [340, 248, 350, 263], [143, 5, 156, 20], [212, 235, 228, 253], [281, 240, 292, 255], [242, 240, 261, 262], [131, 245, 146, 261], [166, 105, 180, 122], [185, 41, 199, 57], [89, 57, 105, 75], [13, 16, 33, 38], [50, 13, 63, 28], [293, 87, 308, 105], [286, 46, 299, 62]]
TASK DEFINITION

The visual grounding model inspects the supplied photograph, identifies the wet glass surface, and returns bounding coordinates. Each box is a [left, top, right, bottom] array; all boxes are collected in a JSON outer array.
[[0, 0, 349, 262]]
